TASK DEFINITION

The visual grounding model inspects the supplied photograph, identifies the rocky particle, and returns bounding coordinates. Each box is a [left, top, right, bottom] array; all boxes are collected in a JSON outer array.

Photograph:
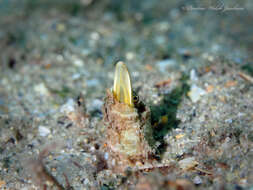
[[188, 84, 206, 103], [38, 126, 51, 137], [90, 32, 100, 41], [193, 176, 202, 185], [225, 118, 233, 124], [190, 69, 198, 81], [156, 59, 176, 73], [34, 83, 50, 96], [72, 73, 81, 80], [56, 23, 66, 32], [73, 57, 84, 67], [126, 52, 135, 60], [104, 152, 109, 160], [60, 99, 76, 114], [88, 99, 103, 112], [86, 79, 99, 87]]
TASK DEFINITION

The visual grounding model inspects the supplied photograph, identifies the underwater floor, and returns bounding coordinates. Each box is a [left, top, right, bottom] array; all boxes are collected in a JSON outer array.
[[0, 0, 252, 189]]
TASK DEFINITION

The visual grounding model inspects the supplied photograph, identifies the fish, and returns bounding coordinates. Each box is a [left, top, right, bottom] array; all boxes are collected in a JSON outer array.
[[103, 61, 154, 172]]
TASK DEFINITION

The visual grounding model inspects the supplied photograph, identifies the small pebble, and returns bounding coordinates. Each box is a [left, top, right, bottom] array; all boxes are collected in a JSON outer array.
[[126, 52, 135, 60], [157, 21, 170, 31], [86, 79, 99, 87], [193, 176, 202, 185], [190, 69, 198, 81], [82, 178, 90, 185], [188, 84, 206, 103], [56, 54, 64, 62], [56, 23, 66, 32], [88, 99, 103, 112], [38, 126, 50, 137], [72, 73, 81, 80], [225, 118, 233, 124], [73, 58, 84, 67], [34, 83, 50, 96], [104, 152, 109, 160], [60, 99, 75, 114], [156, 59, 176, 73], [90, 32, 100, 40], [154, 36, 166, 45]]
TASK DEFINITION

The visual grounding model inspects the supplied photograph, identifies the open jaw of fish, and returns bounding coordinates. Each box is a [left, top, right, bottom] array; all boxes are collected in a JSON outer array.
[[103, 61, 155, 173]]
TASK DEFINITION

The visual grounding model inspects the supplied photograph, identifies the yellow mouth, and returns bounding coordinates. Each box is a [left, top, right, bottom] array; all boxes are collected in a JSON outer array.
[[113, 61, 133, 107]]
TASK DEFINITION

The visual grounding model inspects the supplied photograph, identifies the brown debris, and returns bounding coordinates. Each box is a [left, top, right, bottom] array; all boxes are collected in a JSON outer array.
[[238, 72, 253, 83], [225, 80, 237, 88], [218, 96, 227, 103], [206, 85, 214, 93], [145, 64, 154, 71], [154, 79, 171, 88], [0, 180, 6, 188], [215, 162, 229, 170], [204, 66, 212, 73]]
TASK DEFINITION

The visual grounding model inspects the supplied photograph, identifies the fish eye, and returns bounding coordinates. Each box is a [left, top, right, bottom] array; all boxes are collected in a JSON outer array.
[[133, 93, 139, 104]]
